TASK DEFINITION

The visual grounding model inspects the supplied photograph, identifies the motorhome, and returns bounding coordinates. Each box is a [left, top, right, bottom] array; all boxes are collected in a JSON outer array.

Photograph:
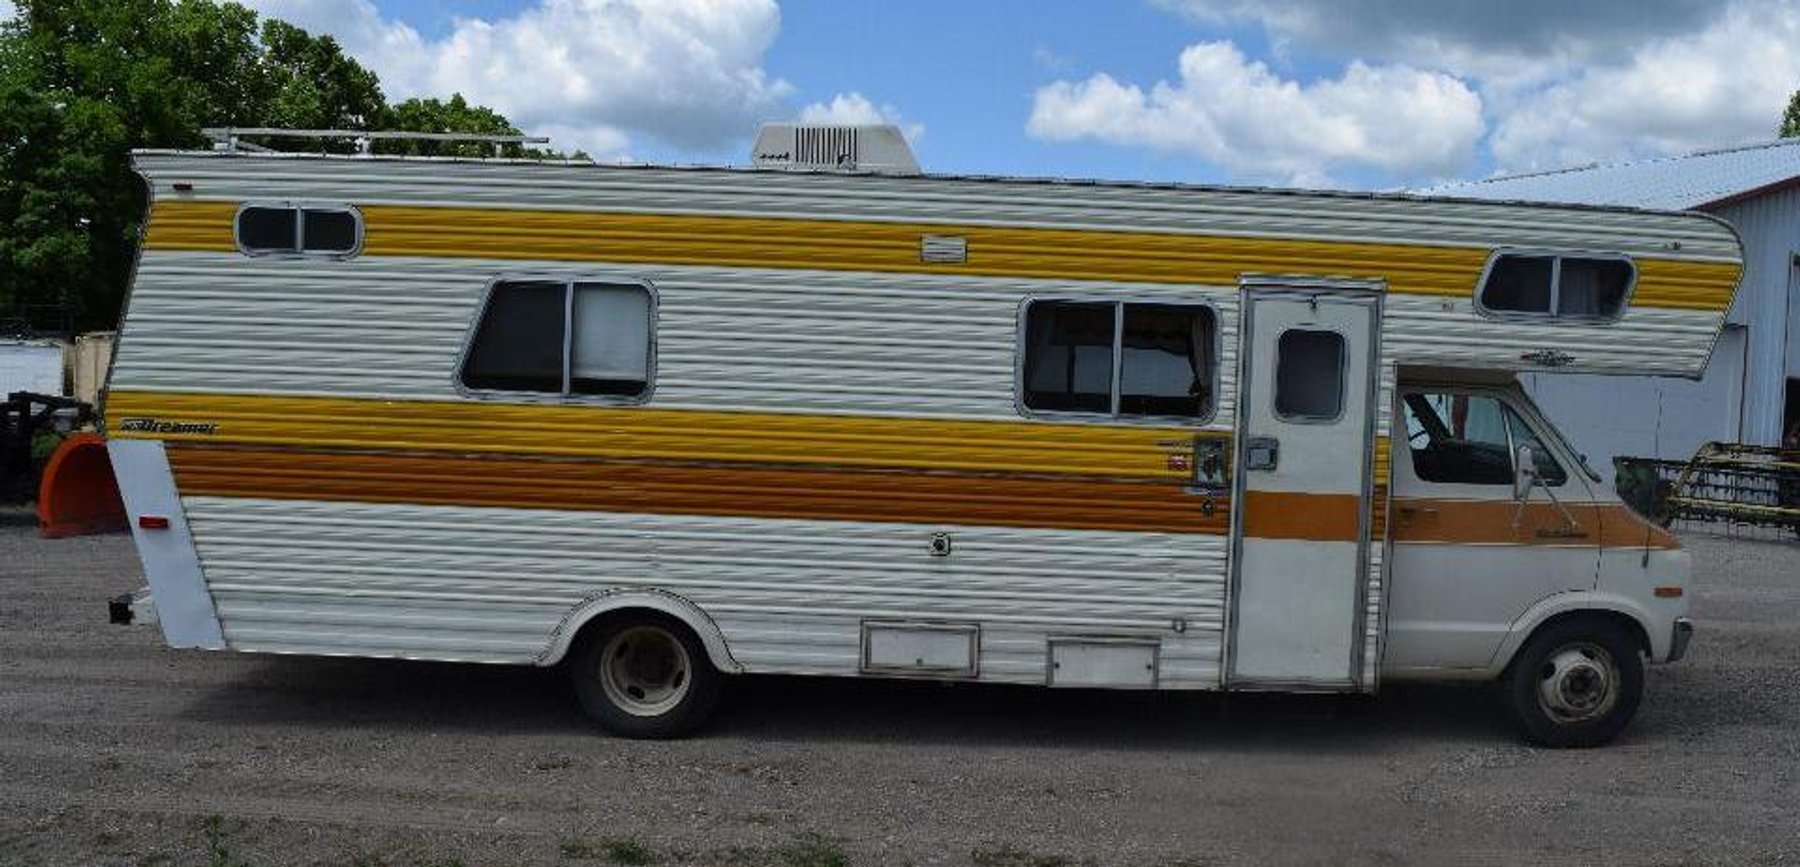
[[102, 125, 1740, 746]]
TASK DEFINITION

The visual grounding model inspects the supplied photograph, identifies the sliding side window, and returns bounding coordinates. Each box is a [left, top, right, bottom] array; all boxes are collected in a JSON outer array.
[[460, 280, 653, 400], [1401, 391, 1566, 486], [235, 204, 362, 256], [1477, 253, 1634, 320], [1021, 300, 1216, 420]]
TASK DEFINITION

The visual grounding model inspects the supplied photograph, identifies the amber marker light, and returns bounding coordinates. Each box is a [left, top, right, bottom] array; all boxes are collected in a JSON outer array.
[[1654, 586, 1684, 598]]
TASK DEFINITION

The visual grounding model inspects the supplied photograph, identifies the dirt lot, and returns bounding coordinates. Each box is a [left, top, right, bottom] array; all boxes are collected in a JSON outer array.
[[2, 513, 1797, 866]]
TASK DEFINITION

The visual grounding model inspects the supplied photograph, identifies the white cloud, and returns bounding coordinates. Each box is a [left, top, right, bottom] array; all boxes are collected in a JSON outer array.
[[0, 0, 14, 21], [1491, 3, 1800, 171], [1027, 41, 1483, 186], [241, 0, 791, 157], [798, 92, 923, 143], [1148, 0, 1800, 177]]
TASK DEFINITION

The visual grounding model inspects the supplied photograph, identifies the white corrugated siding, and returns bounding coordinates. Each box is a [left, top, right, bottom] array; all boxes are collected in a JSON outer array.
[[113, 254, 1244, 423], [134, 152, 1741, 261], [1382, 294, 1719, 376], [183, 498, 1230, 687]]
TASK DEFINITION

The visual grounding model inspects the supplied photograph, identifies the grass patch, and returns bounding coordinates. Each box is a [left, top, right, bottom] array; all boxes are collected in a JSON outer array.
[[778, 834, 848, 867], [200, 815, 249, 867]]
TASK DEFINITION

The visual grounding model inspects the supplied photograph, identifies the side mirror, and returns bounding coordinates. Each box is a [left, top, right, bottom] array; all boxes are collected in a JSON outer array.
[[1513, 444, 1537, 500]]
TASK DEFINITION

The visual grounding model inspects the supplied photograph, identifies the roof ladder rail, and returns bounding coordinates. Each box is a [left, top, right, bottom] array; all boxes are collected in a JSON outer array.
[[201, 127, 551, 157]]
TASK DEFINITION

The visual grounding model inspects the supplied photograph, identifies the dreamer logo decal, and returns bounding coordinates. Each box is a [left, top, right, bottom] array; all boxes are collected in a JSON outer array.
[[118, 417, 220, 435]]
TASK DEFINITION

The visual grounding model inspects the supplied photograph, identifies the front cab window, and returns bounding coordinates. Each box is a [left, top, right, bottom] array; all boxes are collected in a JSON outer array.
[[1401, 391, 1566, 486]]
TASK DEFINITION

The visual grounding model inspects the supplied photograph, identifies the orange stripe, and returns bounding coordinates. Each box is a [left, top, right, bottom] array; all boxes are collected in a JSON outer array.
[[1241, 491, 1364, 541], [1391, 497, 1614, 547], [167, 446, 1231, 534], [1593, 503, 1682, 550]]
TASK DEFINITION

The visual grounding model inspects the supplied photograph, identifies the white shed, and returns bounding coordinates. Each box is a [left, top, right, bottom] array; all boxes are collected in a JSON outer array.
[[1427, 139, 1800, 479]]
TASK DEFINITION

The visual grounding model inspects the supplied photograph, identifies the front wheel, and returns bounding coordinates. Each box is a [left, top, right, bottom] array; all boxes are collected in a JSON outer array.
[[1503, 620, 1644, 748], [570, 613, 723, 739]]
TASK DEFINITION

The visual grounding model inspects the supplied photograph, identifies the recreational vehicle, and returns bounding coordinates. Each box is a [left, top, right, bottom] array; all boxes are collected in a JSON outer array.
[[102, 125, 1740, 746]]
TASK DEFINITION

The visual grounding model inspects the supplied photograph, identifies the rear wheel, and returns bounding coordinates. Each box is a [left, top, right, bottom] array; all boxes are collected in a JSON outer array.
[[1503, 619, 1643, 748], [570, 613, 722, 739]]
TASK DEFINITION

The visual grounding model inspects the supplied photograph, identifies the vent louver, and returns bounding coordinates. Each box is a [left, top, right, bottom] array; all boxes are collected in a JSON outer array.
[[751, 123, 920, 175]]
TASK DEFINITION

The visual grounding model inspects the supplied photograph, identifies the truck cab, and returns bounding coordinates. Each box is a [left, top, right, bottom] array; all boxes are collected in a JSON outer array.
[[1384, 371, 1692, 745]]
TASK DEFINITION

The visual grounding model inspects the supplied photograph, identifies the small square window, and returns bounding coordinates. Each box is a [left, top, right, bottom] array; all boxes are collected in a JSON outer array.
[[1478, 253, 1633, 319], [236, 204, 362, 256], [570, 283, 652, 396], [460, 281, 567, 394], [302, 209, 359, 253], [459, 279, 653, 400], [237, 206, 298, 253], [1273, 328, 1346, 422], [1021, 299, 1216, 420], [1022, 301, 1116, 414]]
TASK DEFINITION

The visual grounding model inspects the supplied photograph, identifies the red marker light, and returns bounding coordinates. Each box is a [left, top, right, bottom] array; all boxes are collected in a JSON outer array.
[[138, 515, 171, 530]]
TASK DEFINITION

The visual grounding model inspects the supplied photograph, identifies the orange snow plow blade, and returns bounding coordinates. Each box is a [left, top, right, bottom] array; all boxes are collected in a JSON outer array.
[[37, 432, 127, 538]]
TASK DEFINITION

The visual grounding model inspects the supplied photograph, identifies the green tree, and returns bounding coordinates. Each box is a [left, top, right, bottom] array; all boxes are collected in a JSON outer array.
[[379, 94, 529, 158], [1782, 88, 1800, 138], [0, 0, 530, 334]]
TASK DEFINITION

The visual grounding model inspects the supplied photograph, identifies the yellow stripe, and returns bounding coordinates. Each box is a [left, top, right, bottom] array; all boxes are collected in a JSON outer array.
[[105, 390, 1210, 480], [140, 201, 1740, 312]]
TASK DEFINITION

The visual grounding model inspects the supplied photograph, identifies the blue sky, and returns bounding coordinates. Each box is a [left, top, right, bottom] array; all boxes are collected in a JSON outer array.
[[238, 0, 1800, 190]]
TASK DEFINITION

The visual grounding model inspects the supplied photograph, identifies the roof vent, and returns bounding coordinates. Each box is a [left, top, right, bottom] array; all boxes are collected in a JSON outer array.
[[751, 123, 920, 175]]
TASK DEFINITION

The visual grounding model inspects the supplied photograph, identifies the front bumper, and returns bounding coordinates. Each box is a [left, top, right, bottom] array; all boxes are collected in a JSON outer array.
[[1667, 617, 1694, 662]]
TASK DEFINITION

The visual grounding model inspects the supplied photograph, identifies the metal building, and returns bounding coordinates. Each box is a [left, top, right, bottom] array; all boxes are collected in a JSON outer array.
[[1429, 139, 1800, 479]]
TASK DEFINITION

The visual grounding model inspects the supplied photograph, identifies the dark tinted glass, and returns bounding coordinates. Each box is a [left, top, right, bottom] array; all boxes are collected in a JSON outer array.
[[302, 209, 359, 253], [1022, 301, 1115, 413], [1118, 304, 1214, 417], [237, 206, 297, 252], [1481, 255, 1554, 313], [460, 281, 566, 393], [1273, 329, 1346, 421], [1556, 258, 1632, 317]]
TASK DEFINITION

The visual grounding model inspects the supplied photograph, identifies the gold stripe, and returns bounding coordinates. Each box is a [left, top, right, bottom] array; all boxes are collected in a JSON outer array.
[[140, 201, 1740, 311], [106, 390, 1210, 480]]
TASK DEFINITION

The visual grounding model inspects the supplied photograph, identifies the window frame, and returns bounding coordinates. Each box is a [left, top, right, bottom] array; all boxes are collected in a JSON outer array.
[[1471, 248, 1637, 324], [1271, 325, 1349, 425], [1013, 295, 1221, 426], [453, 275, 659, 406], [1396, 386, 1571, 491], [233, 201, 365, 259]]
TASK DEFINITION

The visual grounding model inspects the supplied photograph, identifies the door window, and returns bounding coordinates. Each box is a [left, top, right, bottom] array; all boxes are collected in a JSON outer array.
[[1401, 392, 1566, 486], [1273, 329, 1346, 422]]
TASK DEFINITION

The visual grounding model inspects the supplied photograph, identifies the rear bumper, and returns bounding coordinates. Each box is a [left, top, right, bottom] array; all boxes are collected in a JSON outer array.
[[1667, 617, 1694, 662]]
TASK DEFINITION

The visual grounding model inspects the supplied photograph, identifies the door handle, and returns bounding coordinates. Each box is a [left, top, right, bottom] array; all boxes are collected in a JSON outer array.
[[1396, 505, 1439, 520]]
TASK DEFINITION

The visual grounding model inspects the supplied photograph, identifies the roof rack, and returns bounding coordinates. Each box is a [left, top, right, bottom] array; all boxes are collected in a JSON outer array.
[[202, 127, 551, 157]]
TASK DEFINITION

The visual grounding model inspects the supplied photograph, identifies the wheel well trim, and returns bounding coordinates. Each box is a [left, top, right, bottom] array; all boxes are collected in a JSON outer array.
[[1491, 593, 1661, 676], [536, 588, 743, 672]]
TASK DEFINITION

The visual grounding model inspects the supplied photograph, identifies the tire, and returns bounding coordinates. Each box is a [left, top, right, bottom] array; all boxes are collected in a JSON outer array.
[[569, 612, 723, 739], [1503, 619, 1644, 748]]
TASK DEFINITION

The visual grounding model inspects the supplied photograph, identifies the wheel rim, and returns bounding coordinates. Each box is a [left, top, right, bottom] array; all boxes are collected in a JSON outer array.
[[598, 625, 692, 717], [1534, 641, 1620, 724]]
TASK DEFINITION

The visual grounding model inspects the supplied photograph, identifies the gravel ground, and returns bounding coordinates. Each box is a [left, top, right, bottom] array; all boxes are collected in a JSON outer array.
[[2, 511, 1798, 866]]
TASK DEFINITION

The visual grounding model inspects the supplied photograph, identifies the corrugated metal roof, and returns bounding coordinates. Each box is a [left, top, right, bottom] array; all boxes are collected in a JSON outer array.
[[1422, 138, 1800, 210]]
